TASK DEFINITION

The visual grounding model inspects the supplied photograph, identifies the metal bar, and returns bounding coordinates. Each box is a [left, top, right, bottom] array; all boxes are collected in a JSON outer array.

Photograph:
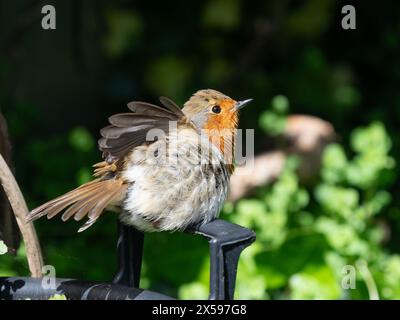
[[0, 277, 173, 300], [1, 219, 255, 300], [189, 219, 256, 300], [111, 218, 256, 299], [112, 221, 144, 288]]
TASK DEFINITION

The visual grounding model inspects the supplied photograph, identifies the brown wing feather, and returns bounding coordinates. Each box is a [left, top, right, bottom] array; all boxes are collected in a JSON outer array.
[[127, 101, 179, 119], [108, 114, 170, 127], [159, 96, 185, 116], [99, 99, 183, 162]]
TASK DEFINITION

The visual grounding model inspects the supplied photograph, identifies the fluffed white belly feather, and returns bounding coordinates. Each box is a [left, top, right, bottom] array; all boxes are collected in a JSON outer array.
[[120, 127, 229, 231]]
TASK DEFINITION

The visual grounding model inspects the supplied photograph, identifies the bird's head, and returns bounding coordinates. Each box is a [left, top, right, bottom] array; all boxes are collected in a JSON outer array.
[[182, 89, 252, 132], [182, 89, 252, 168]]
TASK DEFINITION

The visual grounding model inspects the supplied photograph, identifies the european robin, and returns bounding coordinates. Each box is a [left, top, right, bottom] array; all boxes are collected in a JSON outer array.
[[27, 89, 252, 232]]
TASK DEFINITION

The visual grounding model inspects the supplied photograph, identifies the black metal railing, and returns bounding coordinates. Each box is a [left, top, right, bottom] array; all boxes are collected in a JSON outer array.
[[0, 217, 255, 300]]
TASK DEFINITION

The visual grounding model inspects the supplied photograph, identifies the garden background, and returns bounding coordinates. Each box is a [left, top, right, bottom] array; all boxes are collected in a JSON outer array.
[[1, 0, 400, 299]]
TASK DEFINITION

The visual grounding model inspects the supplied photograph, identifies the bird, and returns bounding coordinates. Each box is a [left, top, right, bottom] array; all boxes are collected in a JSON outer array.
[[26, 89, 252, 233]]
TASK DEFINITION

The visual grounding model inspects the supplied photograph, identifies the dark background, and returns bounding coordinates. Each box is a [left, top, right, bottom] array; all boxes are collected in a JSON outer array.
[[0, 0, 400, 299]]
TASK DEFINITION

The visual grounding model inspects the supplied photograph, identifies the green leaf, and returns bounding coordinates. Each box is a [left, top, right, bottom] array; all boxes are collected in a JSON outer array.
[[289, 264, 341, 300], [179, 282, 209, 300], [68, 127, 94, 152], [255, 234, 330, 289], [315, 217, 369, 257], [315, 184, 359, 219], [321, 144, 348, 184], [259, 111, 286, 136], [259, 95, 290, 136], [350, 122, 391, 155], [233, 199, 267, 228], [0, 240, 8, 255], [378, 256, 400, 299], [271, 95, 290, 114]]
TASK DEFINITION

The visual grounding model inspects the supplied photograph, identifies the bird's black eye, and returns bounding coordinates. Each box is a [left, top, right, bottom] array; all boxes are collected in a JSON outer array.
[[212, 105, 221, 114]]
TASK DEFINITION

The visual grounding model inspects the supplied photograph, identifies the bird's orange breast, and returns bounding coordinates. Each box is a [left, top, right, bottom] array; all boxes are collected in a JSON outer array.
[[203, 99, 238, 170]]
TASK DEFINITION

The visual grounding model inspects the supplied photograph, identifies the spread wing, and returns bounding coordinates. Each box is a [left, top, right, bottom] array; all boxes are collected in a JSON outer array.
[[27, 97, 187, 232], [99, 98, 185, 162]]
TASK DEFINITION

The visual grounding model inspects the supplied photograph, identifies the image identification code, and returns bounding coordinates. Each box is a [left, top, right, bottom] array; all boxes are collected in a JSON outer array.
[[152, 304, 247, 317]]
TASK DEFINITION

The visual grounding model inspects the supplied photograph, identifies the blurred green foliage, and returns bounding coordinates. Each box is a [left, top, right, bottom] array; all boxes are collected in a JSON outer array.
[[259, 95, 289, 136], [180, 116, 397, 299], [0, 0, 400, 300]]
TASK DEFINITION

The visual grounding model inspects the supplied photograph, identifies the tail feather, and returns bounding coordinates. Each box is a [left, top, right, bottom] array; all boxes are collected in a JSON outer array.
[[27, 178, 127, 231], [28, 181, 100, 221], [29, 179, 102, 220], [62, 197, 97, 222], [72, 198, 98, 221], [76, 187, 125, 232]]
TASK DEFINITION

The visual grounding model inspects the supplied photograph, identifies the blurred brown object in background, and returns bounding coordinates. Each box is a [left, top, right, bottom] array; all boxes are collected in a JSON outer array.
[[284, 115, 336, 181], [229, 115, 336, 202], [0, 113, 20, 253]]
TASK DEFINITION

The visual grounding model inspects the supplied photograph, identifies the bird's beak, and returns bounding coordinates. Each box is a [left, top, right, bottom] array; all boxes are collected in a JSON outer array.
[[235, 99, 253, 110]]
